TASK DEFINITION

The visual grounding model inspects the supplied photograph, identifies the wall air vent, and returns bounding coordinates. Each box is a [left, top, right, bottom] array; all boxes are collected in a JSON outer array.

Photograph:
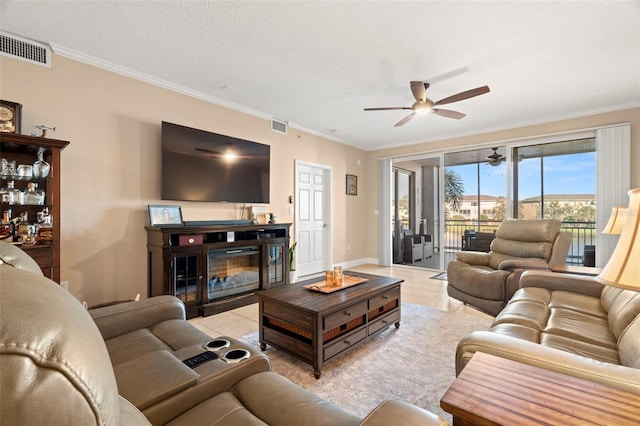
[[271, 119, 288, 135], [0, 31, 51, 67]]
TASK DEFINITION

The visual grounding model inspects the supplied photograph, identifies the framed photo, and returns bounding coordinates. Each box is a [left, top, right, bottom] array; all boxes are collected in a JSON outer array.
[[148, 205, 183, 226], [346, 174, 358, 196]]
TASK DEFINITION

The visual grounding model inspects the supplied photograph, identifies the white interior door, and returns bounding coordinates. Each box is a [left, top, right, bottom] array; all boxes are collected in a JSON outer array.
[[295, 162, 331, 277]]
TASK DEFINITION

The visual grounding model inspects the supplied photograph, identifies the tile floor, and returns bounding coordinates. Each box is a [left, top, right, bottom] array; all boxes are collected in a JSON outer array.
[[188, 264, 492, 338]]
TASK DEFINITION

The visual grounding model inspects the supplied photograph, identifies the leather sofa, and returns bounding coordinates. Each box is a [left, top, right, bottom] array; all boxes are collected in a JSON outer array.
[[0, 241, 447, 425], [447, 219, 572, 316], [456, 270, 640, 395]]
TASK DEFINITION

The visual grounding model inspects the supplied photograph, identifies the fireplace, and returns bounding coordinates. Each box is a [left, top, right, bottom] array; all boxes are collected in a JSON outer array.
[[207, 246, 260, 301]]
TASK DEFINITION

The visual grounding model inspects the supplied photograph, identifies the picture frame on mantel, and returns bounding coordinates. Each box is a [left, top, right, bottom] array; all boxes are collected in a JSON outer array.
[[346, 174, 357, 196], [148, 205, 183, 226]]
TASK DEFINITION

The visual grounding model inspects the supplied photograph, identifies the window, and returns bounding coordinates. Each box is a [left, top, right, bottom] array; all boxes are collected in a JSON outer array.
[[513, 138, 596, 221]]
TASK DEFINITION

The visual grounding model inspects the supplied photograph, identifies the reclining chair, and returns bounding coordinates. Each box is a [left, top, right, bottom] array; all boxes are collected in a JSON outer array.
[[0, 241, 447, 426], [446, 219, 572, 316]]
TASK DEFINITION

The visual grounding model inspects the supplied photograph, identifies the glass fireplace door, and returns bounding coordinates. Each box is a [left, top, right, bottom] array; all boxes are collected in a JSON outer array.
[[206, 246, 260, 301]]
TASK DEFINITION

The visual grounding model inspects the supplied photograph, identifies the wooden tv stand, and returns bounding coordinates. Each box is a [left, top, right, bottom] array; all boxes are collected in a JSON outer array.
[[146, 222, 290, 319]]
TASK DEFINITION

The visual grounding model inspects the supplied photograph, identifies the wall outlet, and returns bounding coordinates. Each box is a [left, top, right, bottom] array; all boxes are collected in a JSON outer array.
[[60, 281, 69, 291]]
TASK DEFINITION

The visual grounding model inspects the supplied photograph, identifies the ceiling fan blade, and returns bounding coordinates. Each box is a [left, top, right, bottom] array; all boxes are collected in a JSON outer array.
[[410, 81, 427, 102], [434, 86, 490, 106], [432, 108, 465, 119], [364, 106, 412, 111], [394, 113, 416, 127]]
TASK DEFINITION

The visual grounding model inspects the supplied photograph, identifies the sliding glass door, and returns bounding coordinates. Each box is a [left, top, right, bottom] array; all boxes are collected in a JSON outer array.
[[513, 138, 596, 264]]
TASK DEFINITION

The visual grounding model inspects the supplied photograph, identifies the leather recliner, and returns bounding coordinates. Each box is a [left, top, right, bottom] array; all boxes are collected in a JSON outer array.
[[446, 219, 572, 316], [0, 241, 448, 425]]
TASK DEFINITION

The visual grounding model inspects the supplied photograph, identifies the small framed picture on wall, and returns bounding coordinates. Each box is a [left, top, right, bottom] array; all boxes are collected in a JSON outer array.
[[346, 174, 357, 196]]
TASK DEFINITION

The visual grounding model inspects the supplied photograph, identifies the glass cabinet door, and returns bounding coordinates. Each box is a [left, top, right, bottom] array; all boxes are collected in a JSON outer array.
[[267, 241, 286, 285], [171, 252, 201, 306]]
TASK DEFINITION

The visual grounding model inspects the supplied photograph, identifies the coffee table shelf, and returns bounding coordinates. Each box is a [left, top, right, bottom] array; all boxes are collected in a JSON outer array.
[[258, 272, 402, 378]]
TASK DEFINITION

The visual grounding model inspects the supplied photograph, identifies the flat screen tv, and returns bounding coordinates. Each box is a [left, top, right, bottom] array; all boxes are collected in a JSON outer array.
[[161, 121, 270, 203]]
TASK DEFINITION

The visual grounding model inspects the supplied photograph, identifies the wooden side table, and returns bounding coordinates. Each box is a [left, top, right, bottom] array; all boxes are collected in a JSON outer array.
[[551, 265, 602, 276], [440, 352, 640, 425]]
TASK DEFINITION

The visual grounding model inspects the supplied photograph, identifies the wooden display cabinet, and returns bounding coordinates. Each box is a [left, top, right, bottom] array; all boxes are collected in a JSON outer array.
[[0, 133, 69, 282]]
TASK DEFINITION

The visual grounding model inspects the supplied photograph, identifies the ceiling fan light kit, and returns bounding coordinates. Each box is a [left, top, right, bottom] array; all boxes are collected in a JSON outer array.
[[486, 147, 506, 166], [365, 81, 490, 127]]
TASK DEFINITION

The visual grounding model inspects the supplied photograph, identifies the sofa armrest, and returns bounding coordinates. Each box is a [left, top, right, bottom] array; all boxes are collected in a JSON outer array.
[[114, 350, 199, 410], [456, 331, 640, 395], [498, 258, 549, 271], [361, 400, 450, 425], [455, 251, 490, 266], [519, 270, 604, 297], [89, 295, 186, 340]]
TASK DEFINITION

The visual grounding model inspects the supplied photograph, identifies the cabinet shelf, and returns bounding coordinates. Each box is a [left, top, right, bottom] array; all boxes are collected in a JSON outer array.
[[0, 133, 69, 283]]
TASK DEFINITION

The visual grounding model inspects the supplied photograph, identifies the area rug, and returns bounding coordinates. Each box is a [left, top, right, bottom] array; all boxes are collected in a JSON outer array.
[[431, 271, 447, 280], [239, 302, 492, 422]]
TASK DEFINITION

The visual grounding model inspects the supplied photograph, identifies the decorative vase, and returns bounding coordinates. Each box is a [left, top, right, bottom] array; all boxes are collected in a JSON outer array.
[[289, 270, 297, 283], [32, 147, 50, 178]]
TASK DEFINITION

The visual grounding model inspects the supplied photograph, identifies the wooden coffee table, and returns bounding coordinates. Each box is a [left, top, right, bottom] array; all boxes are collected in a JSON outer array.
[[258, 271, 402, 378], [440, 352, 640, 425]]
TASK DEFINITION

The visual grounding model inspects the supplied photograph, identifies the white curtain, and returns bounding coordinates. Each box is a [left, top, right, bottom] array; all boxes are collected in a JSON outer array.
[[378, 159, 392, 266], [595, 124, 631, 267]]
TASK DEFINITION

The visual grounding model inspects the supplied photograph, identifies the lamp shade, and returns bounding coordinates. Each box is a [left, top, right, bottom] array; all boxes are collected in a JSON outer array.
[[601, 206, 628, 235], [596, 188, 640, 290]]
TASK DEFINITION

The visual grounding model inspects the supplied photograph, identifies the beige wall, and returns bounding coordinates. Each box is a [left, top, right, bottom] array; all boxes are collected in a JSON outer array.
[[2, 54, 638, 304], [1, 55, 370, 305]]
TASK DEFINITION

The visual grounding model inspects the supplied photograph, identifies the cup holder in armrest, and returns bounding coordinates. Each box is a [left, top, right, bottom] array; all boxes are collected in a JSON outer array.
[[203, 338, 231, 352], [221, 348, 250, 364]]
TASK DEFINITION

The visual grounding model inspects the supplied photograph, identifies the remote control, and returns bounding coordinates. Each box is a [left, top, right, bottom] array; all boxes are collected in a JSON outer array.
[[183, 351, 218, 368]]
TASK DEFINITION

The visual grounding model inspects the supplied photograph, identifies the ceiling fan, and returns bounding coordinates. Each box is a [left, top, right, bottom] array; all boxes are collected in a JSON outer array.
[[486, 147, 506, 166], [364, 81, 490, 127]]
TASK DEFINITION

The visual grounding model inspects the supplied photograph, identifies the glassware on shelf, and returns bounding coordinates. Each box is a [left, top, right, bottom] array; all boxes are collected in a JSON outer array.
[[16, 164, 33, 180], [1, 181, 23, 205], [23, 182, 45, 205], [40, 207, 52, 227], [32, 147, 50, 178], [0, 210, 14, 241], [1, 158, 17, 178]]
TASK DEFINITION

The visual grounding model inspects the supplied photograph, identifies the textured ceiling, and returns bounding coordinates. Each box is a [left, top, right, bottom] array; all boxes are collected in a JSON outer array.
[[1, 1, 639, 151]]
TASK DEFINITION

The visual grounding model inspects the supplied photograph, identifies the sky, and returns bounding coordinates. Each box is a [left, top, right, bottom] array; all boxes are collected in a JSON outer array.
[[448, 152, 596, 199]]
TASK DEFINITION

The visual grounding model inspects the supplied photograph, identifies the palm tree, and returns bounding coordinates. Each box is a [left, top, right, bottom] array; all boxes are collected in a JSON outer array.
[[445, 169, 465, 215]]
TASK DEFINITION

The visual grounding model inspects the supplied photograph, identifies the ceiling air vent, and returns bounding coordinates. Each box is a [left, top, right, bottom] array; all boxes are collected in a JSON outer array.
[[0, 31, 51, 67], [271, 119, 288, 135]]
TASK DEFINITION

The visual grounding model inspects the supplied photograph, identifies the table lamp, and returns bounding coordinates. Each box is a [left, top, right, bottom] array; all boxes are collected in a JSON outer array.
[[596, 188, 640, 290], [601, 206, 628, 235]]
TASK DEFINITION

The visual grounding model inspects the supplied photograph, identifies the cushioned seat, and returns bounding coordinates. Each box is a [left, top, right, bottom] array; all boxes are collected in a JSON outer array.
[[447, 219, 572, 316], [0, 241, 448, 426], [455, 270, 640, 395]]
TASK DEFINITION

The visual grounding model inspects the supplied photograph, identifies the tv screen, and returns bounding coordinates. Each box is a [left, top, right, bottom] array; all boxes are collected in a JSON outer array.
[[161, 121, 270, 203]]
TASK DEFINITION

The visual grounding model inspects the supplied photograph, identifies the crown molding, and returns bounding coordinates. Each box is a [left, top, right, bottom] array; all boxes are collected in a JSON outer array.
[[50, 43, 348, 146]]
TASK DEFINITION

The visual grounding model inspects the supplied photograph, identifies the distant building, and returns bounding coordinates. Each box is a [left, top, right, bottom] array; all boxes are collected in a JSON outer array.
[[451, 195, 502, 219], [520, 194, 595, 220], [450, 194, 596, 221]]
